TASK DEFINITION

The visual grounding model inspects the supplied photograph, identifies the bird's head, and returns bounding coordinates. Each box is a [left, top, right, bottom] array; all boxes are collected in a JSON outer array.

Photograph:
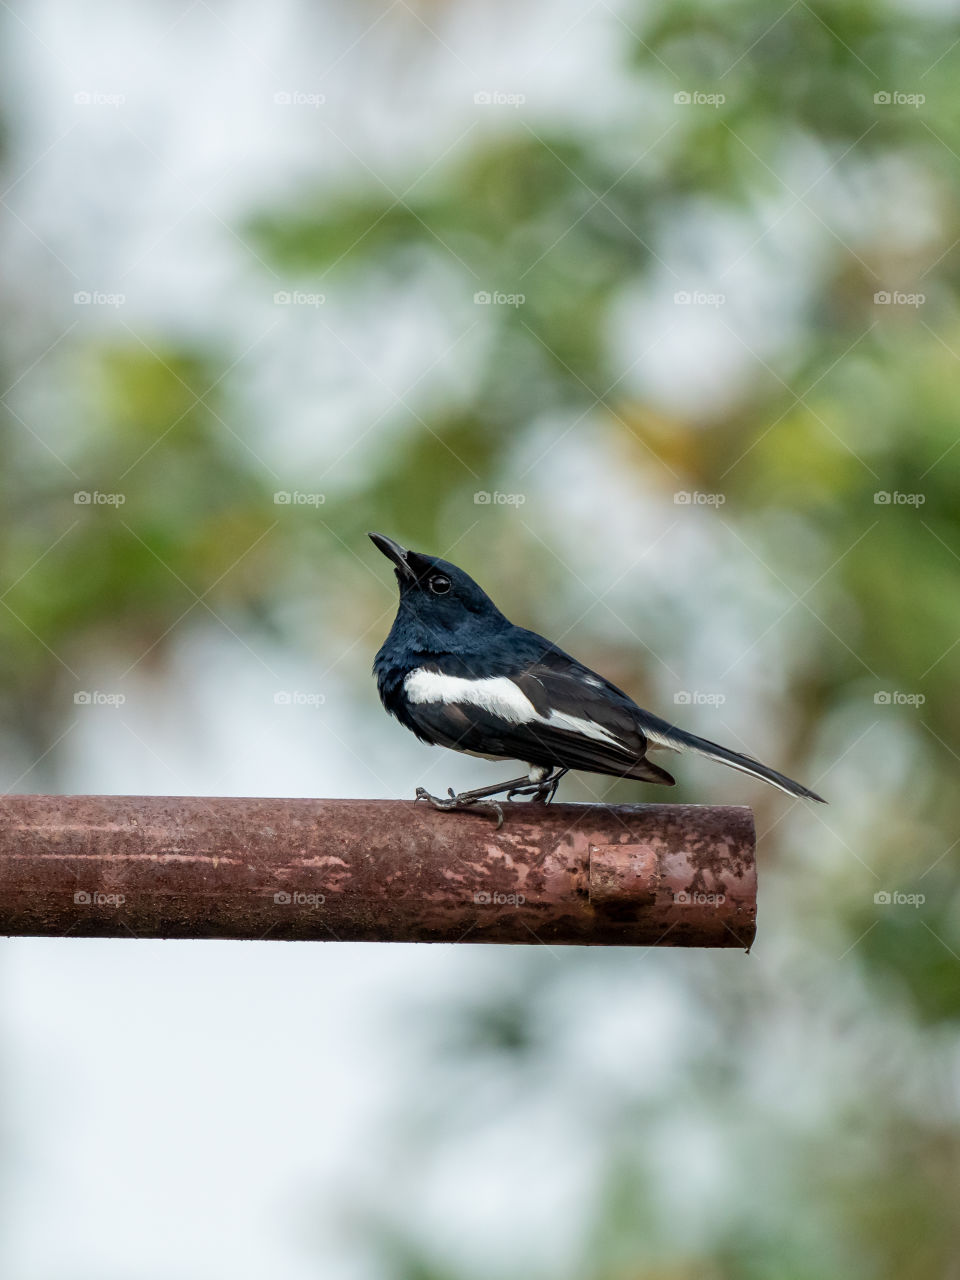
[[368, 532, 507, 648]]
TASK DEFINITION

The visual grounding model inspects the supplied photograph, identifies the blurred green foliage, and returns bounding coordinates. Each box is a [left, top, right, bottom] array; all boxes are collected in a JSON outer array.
[[2, 0, 960, 1275]]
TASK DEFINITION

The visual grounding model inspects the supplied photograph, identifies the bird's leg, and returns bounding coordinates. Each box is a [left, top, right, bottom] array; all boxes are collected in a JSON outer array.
[[416, 767, 569, 826], [508, 766, 567, 803], [539, 766, 567, 803], [422, 772, 534, 804], [415, 771, 540, 829]]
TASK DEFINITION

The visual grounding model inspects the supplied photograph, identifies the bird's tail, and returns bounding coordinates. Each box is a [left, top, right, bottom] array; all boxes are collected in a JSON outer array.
[[634, 711, 826, 803]]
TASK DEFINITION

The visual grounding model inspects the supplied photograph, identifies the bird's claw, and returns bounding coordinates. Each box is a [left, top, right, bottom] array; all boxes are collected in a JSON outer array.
[[482, 801, 505, 829], [414, 786, 457, 811], [415, 787, 504, 829], [505, 781, 559, 804], [505, 782, 538, 801]]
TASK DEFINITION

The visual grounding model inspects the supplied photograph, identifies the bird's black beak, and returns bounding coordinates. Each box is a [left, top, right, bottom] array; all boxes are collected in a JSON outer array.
[[368, 532, 416, 582]]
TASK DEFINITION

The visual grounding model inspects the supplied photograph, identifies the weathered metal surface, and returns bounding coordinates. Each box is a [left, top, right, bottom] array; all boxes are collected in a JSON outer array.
[[0, 796, 756, 948], [589, 842, 661, 906]]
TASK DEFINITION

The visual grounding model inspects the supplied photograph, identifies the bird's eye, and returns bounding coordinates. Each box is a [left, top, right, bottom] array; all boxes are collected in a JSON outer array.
[[428, 574, 452, 595]]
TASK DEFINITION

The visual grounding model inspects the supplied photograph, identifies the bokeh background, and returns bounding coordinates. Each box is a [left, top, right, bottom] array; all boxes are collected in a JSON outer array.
[[1, 0, 959, 1275]]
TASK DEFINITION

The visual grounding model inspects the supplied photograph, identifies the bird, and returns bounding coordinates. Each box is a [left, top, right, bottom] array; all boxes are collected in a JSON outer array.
[[369, 532, 826, 824]]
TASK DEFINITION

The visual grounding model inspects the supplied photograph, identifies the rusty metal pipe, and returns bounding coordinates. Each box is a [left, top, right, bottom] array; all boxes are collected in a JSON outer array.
[[0, 796, 756, 947]]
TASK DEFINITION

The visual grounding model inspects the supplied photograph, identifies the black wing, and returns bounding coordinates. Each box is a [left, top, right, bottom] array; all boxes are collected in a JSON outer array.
[[405, 646, 676, 785]]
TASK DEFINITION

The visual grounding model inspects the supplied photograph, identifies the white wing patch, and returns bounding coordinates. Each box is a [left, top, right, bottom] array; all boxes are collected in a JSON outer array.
[[543, 709, 625, 749], [404, 671, 538, 722], [403, 669, 628, 750], [641, 726, 684, 752]]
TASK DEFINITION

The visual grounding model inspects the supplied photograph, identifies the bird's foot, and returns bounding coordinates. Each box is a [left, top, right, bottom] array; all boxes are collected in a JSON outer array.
[[540, 772, 565, 804], [505, 780, 542, 801], [507, 768, 567, 805], [415, 786, 504, 829]]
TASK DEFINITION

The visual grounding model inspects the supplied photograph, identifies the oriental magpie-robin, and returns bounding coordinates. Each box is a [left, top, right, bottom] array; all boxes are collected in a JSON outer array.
[[370, 532, 825, 824]]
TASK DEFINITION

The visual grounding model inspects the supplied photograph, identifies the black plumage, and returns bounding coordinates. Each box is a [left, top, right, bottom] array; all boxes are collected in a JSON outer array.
[[370, 532, 825, 817]]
